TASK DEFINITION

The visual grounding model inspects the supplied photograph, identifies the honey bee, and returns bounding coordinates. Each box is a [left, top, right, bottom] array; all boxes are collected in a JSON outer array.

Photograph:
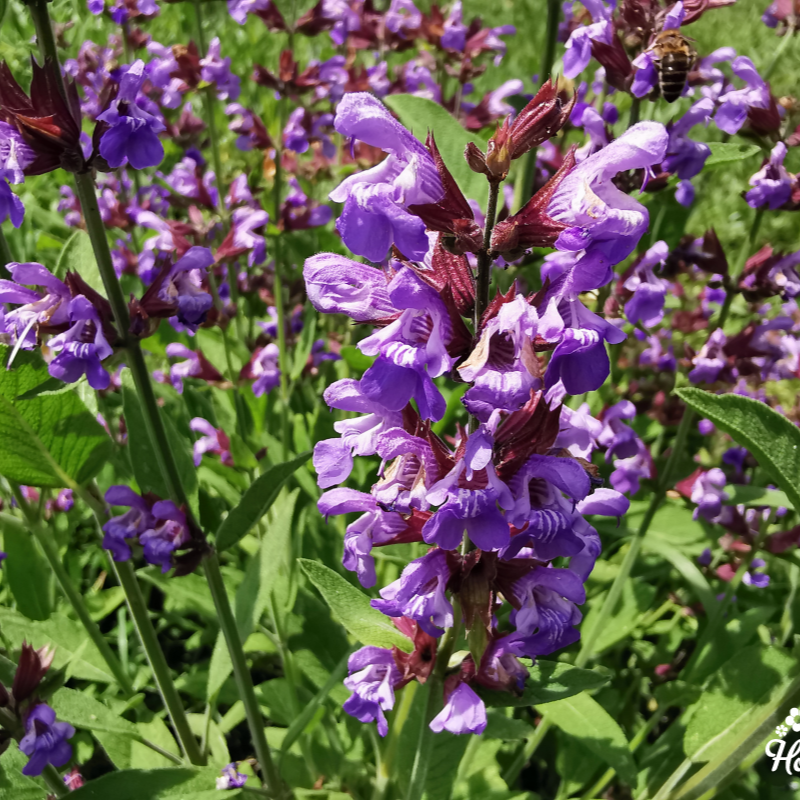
[[647, 29, 697, 103]]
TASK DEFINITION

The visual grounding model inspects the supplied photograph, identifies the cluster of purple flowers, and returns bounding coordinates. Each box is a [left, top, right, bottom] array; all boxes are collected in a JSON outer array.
[[303, 90, 672, 734]]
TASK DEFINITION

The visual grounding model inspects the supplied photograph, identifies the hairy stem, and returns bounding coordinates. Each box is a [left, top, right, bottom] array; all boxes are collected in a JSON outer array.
[[2, 499, 134, 696], [474, 181, 501, 332]]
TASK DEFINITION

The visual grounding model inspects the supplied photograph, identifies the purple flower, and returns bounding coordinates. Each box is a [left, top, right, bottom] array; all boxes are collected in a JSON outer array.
[[459, 295, 563, 420], [0, 177, 24, 227], [318, 488, 419, 587], [573, 107, 609, 162], [227, 0, 271, 23], [675, 180, 695, 206], [98, 60, 165, 169], [103, 485, 155, 562], [690, 468, 728, 521], [165, 155, 218, 208], [597, 400, 640, 461], [313, 380, 402, 489], [715, 57, 772, 135], [639, 333, 677, 371], [216, 763, 248, 790], [245, 344, 282, 398], [164, 343, 200, 394], [663, 99, 713, 180], [48, 296, 113, 390], [158, 247, 214, 332], [608, 439, 651, 496], [562, 0, 614, 79], [506, 566, 585, 658], [547, 122, 669, 294], [19, 704, 74, 777], [356, 267, 455, 420], [200, 38, 240, 101], [689, 328, 728, 384], [372, 548, 454, 636], [423, 486, 510, 552], [745, 142, 793, 210], [385, 0, 421, 37], [190, 418, 233, 467], [743, 558, 770, 588], [139, 500, 191, 572], [343, 646, 402, 736], [0, 262, 71, 349], [430, 683, 487, 735], [623, 241, 670, 327], [232, 206, 269, 265], [304, 254, 395, 322], [329, 93, 443, 262], [441, 0, 467, 50]]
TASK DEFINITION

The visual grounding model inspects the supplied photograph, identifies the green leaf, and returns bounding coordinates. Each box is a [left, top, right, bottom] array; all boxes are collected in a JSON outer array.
[[684, 645, 799, 763], [215, 452, 311, 551], [642, 537, 715, 617], [723, 484, 794, 510], [384, 94, 489, 208], [581, 578, 657, 654], [703, 142, 762, 169], [675, 388, 800, 513], [208, 489, 299, 699], [541, 692, 637, 785], [0, 345, 113, 487], [0, 520, 51, 620], [673, 647, 800, 800], [51, 687, 139, 738], [480, 662, 609, 707], [54, 229, 104, 293], [484, 712, 532, 740], [0, 747, 48, 800], [120, 372, 197, 511], [66, 768, 224, 800], [298, 559, 412, 652], [0, 609, 116, 683]]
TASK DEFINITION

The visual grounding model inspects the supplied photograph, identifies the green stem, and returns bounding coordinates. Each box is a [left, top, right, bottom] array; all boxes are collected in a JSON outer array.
[[405, 601, 461, 800], [112, 559, 205, 764], [475, 181, 501, 332], [203, 555, 286, 797], [3, 496, 134, 696], [503, 715, 553, 786], [76, 483, 205, 765], [73, 172, 132, 336], [628, 97, 641, 128], [511, 0, 561, 212], [43, 765, 69, 797], [271, 95, 292, 456]]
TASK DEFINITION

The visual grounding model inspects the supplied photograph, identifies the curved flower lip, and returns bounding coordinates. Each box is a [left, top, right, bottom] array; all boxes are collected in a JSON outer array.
[[304, 253, 396, 322]]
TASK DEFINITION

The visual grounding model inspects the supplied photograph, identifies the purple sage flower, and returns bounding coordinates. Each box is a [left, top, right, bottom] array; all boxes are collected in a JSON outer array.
[[47, 296, 113, 390], [745, 142, 793, 210], [343, 646, 402, 736], [98, 60, 166, 169], [103, 485, 155, 561], [715, 57, 772, 135], [430, 683, 487, 735], [329, 93, 444, 262], [200, 38, 241, 101], [19, 704, 74, 777], [623, 241, 670, 327], [216, 763, 248, 790], [139, 500, 191, 572], [562, 0, 614, 79]]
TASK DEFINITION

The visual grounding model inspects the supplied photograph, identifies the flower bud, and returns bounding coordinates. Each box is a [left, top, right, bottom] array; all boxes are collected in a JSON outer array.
[[485, 123, 511, 180], [464, 142, 489, 175], [12, 642, 54, 705]]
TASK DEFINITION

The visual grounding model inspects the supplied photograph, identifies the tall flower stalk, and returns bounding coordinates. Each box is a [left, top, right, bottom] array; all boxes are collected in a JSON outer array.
[[21, 0, 282, 790]]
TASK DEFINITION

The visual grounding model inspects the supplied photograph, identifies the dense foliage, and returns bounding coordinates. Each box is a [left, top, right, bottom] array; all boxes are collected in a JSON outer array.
[[0, 0, 799, 798]]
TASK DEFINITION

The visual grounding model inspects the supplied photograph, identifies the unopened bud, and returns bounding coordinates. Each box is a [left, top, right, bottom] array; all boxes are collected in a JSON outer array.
[[464, 142, 488, 175]]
